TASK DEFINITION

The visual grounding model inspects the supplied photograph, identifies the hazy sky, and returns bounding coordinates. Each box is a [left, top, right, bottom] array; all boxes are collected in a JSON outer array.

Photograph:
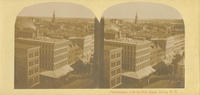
[[18, 2, 182, 19], [103, 2, 182, 19], [18, 2, 95, 18]]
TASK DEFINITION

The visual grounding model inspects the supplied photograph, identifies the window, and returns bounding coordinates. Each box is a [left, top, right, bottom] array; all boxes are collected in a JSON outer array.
[[14, 2, 185, 89], [118, 53, 120, 57], [117, 77, 120, 84], [35, 51, 38, 56], [117, 69, 120, 74], [29, 70, 33, 75], [117, 61, 120, 66], [29, 61, 34, 66], [29, 53, 33, 58], [111, 62, 114, 67], [111, 79, 115, 87]]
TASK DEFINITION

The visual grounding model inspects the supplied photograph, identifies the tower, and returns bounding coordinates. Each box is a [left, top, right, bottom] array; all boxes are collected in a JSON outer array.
[[135, 12, 138, 24], [52, 10, 55, 23]]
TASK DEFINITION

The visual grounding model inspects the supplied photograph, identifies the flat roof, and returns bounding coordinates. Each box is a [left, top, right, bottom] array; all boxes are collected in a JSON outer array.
[[15, 42, 39, 50], [151, 33, 184, 40], [104, 46, 121, 51], [122, 66, 155, 80], [40, 64, 73, 79], [68, 34, 93, 40], [105, 38, 151, 45], [17, 37, 68, 44]]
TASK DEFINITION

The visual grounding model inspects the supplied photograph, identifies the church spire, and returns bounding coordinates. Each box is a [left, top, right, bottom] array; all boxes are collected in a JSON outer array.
[[135, 12, 138, 24], [52, 10, 55, 23]]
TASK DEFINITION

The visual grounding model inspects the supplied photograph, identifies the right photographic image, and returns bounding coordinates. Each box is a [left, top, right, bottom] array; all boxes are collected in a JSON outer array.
[[103, 2, 185, 88]]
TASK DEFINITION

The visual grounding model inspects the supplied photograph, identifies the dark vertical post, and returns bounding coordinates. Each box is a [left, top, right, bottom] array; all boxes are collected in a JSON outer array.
[[99, 18, 104, 88], [93, 17, 104, 88]]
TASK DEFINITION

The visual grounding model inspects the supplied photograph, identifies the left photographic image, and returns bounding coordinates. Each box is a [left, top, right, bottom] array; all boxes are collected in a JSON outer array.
[[14, 2, 95, 89]]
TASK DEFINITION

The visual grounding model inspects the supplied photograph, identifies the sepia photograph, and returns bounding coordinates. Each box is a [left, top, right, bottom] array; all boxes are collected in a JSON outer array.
[[103, 2, 185, 88], [14, 2, 185, 89]]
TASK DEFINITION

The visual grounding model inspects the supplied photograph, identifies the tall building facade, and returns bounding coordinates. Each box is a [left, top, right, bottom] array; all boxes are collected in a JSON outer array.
[[104, 46, 122, 88], [151, 33, 184, 64], [15, 42, 40, 88], [69, 34, 94, 64], [105, 38, 151, 72], [16, 37, 70, 71], [67, 41, 83, 65], [15, 17, 38, 39], [150, 43, 165, 66]]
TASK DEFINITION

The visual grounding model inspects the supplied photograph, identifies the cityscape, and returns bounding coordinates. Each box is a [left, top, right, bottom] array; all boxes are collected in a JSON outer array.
[[14, 2, 185, 89]]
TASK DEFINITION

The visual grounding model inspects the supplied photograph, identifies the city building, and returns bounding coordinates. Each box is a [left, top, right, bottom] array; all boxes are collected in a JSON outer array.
[[151, 33, 184, 64], [69, 34, 94, 64], [105, 38, 156, 83], [150, 43, 165, 66], [16, 37, 71, 71], [173, 34, 184, 55], [15, 42, 40, 88], [67, 41, 83, 65], [105, 38, 151, 72], [104, 30, 121, 40], [39, 65, 73, 88], [15, 17, 38, 39], [176, 57, 185, 87], [16, 37, 77, 88], [103, 46, 122, 88], [171, 23, 185, 33]]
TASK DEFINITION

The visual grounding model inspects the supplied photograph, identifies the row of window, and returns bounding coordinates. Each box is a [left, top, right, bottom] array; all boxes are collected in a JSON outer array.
[[28, 75, 39, 86], [54, 47, 68, 55], [41, 62, 52, 70], [111, 52, 121, 59], [122, 57, 135, 65], [122, 51, 134, 57], [111, 61, 121, 67], [124, 64, 140, 71], [111, 68, 120, 76], [136, 49, 150, 56], [111, 77, 121, 87], [41, 48, 51, 55], [29, 59, 39, 66], [136, 62, 149, 71], [29, 51, 39, 58], [136, 55, 150, 63], [28, 67, 39, 75], [123, 46, 134, 51]]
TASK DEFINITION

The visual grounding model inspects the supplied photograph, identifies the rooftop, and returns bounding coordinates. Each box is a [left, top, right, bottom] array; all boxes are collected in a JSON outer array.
[[104, 46, 121, 51], [151, 33, 184, 41], [105, 38, 151, 45], [68, 34, 93, 40], [16, 18, 36, 30], [122, 66, 155, 80], [40, 64, 73, 79], [17, 37, 68, 44], [15, 42, 39, 50]]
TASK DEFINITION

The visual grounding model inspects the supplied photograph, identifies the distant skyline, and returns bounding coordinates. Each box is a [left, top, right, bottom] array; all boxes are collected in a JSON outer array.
[[18, 2, 95, 18], [103, 2, 182, 19], [18, 2, 182, 19]]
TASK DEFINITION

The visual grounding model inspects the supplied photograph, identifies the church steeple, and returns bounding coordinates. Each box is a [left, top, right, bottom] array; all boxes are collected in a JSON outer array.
[[52, 10, 55, 23], [135, 12, 138, 24]]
